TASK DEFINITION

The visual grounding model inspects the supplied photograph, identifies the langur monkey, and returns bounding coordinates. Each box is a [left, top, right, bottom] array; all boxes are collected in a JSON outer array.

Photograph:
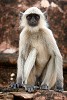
[[16, 7, 63, 92]]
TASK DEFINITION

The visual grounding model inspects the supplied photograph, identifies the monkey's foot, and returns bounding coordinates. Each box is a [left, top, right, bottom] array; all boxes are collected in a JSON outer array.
[[55, 87, 64, 92], [24, 85, 39, 93], [55, 80, 64, 92], [40, 84, 48, 90], [10, 83, 23, 89]]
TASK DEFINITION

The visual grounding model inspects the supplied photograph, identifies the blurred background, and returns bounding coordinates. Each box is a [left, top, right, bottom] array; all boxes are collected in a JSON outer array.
[[0, 0, 67, 90]]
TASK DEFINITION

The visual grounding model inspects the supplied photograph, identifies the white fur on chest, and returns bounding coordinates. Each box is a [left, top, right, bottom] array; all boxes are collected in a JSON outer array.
[[30, 33, 50, 65]]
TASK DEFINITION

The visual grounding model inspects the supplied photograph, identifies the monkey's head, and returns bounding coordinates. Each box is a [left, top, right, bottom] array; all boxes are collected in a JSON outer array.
[[26, 13, 40, 27], [20, 7, 48, 31]]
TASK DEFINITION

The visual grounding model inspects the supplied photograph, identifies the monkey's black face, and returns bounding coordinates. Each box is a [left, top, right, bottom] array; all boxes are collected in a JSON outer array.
[[26, 14, 40, 27]]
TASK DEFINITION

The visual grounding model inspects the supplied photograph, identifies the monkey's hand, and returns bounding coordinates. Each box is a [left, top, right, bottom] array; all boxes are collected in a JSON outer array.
[[24, 84, 39, 93], [40, 84, 48, 90], [55, 80, 64, 92]]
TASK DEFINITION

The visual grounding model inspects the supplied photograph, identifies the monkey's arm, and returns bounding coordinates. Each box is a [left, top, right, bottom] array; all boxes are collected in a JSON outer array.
[[17, 31, 26, 84], [21, 48, 37, 92], [41, 27, 63, 91], [24, 48, 37, 84]]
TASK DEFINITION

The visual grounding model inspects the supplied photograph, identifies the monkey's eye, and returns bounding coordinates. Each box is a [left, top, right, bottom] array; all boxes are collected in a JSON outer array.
[[26, 15, 31, 20], [26, 14, 40, 20], [35, 15, 40, 20]]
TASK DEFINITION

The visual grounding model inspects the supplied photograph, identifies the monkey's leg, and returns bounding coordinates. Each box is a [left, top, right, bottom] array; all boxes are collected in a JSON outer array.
[[41, 54, 63, 92], [41, 56, 57, 90], [24, 48, 37, 92], [54, 56, 64, 92]]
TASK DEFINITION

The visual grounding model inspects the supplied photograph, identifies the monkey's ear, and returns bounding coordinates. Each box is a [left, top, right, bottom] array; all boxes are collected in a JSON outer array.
[[19, 11, 23, 20], [43, 11, 48, 19]]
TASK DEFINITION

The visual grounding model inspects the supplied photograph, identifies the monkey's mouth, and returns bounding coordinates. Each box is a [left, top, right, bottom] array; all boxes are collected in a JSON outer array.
[[29, 23, 38, 27], [28, 22, 38, 27]]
